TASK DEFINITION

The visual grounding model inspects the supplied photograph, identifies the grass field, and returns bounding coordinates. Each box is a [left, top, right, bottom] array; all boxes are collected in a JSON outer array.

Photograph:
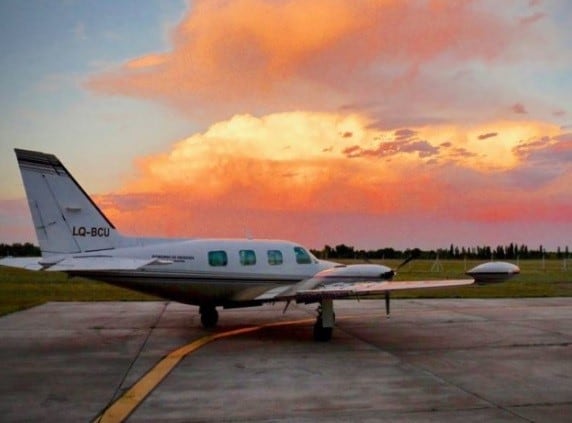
[[340, 258, 572, 299], [0, 266, 155, 317], [0, 259, 571, 317]]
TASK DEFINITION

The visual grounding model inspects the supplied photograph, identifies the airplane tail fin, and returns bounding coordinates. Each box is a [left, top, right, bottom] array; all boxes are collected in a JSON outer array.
[[15, 149, 122, 256]]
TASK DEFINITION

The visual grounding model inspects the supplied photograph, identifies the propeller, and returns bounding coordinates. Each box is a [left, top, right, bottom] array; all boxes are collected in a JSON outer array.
[[381, 251, 419, 280], [396, 252, 417, 271], [382, 251, 419, 318]]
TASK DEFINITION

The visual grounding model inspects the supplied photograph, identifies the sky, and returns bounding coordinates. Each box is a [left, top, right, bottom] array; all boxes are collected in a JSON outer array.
[[0, 0, 571, 251]]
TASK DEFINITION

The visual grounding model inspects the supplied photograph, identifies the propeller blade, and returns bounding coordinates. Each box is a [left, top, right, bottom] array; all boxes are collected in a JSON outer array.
[[381, 251, 418, 280], [395, 251, 419, 271]]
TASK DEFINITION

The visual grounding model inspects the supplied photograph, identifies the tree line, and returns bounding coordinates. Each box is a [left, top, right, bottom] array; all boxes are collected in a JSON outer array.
[[1, 242, 569, 260], [311, 243, 571, 261], [0, 243, 41, 257]]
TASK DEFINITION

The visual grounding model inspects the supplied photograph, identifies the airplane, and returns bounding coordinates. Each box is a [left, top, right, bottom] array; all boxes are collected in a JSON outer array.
[[0, 149, 520, 341]]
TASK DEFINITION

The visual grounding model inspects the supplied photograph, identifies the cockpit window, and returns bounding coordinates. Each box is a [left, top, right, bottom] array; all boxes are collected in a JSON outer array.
[[239, 249, 256, 266], [267, 250, 283, 265], [294, 246, 312, 264], [208, 251, 228, 267]]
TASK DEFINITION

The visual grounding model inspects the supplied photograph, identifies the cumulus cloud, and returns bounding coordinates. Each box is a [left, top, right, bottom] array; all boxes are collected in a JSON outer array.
[[513, 133, 572, 163], [449, 147, 479, 159], [95, 112, 570, 245], [79, 0, 570, 247], [86, 0, 544, 125], [343, 129, 439, 159]]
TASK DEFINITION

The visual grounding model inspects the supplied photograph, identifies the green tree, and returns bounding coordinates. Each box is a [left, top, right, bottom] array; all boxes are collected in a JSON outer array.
[[0, 242, 41, 257]]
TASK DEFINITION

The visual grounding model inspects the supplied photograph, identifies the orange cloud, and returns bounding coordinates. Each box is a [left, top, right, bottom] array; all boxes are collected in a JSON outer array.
[[120, 112, 414, 214], [86, 0, 539, 123], [82, 1, 569, 248], [467, 203, 572, 223], [97, 112, 570, 245]]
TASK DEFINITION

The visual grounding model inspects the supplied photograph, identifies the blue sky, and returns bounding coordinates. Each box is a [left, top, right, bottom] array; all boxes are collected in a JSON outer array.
[[0, 0, 190, 196]]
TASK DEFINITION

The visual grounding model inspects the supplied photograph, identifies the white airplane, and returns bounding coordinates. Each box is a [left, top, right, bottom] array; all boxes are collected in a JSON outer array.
[[1, 149, 520, 341]]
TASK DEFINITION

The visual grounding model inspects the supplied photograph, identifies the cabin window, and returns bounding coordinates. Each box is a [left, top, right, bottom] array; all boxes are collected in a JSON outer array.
[[267, 250, 283, 265], [239, 249, 256, 266], [208, 251, 228, 266], [294, 246, 312, 264]]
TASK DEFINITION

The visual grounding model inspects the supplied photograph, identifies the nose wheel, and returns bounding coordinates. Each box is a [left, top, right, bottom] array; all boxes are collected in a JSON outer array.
[[199, 305, 219, 329]]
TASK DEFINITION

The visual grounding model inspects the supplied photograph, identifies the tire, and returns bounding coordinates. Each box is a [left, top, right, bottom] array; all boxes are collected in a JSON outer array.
[[313, 318, 333, 342], [199, 306, 219, 329]]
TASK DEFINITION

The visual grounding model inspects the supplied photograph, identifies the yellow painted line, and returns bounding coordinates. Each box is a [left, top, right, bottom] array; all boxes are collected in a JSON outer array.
[[94, 311, 387, 422], [94, 318, 314, 423]]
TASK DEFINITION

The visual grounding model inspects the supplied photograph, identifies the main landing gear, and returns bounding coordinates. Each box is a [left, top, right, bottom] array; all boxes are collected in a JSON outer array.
[[313, 299, 335, 342], [199, 305, 219, 329]]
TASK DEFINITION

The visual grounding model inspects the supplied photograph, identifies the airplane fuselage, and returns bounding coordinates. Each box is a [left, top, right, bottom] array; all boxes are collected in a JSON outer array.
[[64, 238, 338, 307]]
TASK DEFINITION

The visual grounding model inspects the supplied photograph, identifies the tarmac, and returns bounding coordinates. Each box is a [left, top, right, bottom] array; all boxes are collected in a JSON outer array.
[[0, 298, 570, 422]]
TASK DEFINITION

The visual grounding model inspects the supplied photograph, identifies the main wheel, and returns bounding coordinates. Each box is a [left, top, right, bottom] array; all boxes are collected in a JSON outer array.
[[313, 318, 333, 342], [199, 306, 219, 329]]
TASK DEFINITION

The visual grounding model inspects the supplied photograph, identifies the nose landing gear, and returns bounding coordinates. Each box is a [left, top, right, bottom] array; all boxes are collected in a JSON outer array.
[[199, 305, 219, 329]]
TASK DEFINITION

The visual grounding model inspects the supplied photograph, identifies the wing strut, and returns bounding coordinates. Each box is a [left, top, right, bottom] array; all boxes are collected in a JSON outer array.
[[314, 299, 334, 341], [385, 291, 391, 318]]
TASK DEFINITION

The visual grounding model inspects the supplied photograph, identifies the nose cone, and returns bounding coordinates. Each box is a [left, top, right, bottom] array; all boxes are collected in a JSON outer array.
[[466, 261, 520, 284]]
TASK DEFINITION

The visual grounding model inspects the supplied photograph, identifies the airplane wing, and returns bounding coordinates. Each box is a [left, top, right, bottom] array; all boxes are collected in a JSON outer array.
[[255, 261, 518, 304], [253, 264, 475, 303], [252, 262, 518, 341], [292, 279, 474, 303]]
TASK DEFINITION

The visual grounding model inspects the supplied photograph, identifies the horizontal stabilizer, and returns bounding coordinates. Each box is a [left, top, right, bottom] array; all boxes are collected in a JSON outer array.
[[47, 257, 159, 272], [0, 257, 44, 271]]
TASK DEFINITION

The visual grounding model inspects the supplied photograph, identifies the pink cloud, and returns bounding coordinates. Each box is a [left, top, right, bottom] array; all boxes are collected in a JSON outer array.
[[96, 158, 571, 249], [0, 199, 35, 243], [344, 139, 439, 159], [86, 0, 543, 125], [519, 11, 546, 25], [465, 203, 572, 223], [449, 147, 479, 159], [71, 1, 570, 250], [83, 114, 570, 250], [512, 103, 528, 114]]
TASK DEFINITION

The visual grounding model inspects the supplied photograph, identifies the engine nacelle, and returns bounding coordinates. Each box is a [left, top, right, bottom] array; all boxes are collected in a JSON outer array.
[[466, 261, 520, 285], [318, 264, 394, 280]]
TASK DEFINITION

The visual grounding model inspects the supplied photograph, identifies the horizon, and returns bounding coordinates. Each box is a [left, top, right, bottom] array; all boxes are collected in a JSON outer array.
[[1, 1, 570, 250], [1, 238, 569, 257]]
